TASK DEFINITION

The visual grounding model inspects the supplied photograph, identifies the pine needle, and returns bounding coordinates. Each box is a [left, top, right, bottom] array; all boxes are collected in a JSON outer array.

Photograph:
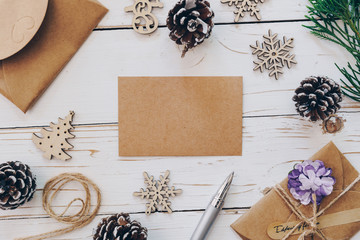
[[304, 0, 360, 101]]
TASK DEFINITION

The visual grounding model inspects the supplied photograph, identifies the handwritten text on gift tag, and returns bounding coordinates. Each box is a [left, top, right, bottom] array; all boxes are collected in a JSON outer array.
[[267, 208, 360, 239]]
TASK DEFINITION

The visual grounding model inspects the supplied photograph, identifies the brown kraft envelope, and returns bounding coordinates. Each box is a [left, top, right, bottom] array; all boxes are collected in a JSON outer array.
[[118, 76, 243, 156], [231, 141, 360, 240], [0, 0, 108, 112]]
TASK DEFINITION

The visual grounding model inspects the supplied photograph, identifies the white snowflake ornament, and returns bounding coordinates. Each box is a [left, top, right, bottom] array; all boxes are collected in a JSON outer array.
[[134, 170, 182, 215], [221, 0, 266, 22], [250, 30, 297, 80]]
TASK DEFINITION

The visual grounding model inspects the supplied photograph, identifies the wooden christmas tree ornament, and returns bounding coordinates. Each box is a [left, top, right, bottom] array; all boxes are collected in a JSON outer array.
[[124, 0, 163, 34], [32, 111, 75, 161]]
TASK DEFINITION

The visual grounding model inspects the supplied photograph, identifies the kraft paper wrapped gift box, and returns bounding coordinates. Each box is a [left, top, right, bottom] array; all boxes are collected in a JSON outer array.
[[231, 142, 360, 240]]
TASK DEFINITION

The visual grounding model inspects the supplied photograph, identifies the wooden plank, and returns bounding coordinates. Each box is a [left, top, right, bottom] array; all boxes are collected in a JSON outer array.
[[0, 210, 244, 240], [0, 22, 358, 127], [98, 0, 309, 28], [1, 208, 360, 239], [2, 1, 360, 239], [0, 112, 359, 219]]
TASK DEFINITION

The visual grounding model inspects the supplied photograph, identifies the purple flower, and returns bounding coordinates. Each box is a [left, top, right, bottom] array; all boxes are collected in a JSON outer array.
[[288, 160, 335, 205]]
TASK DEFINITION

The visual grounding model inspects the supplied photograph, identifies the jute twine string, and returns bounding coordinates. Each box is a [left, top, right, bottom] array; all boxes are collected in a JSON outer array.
[[274, 175, 360, 240], [16, 173, 101, 240]]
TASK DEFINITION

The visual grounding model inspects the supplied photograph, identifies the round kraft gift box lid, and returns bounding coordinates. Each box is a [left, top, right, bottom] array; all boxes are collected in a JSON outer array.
[[0, 0, 48, 60]]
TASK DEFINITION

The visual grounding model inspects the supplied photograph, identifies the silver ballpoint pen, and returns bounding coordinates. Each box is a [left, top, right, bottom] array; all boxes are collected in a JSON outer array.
[[190, 172, 234, 240]]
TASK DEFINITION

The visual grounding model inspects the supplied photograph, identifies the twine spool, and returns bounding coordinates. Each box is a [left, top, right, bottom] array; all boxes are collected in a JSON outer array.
[[16, 173, 101, 240]]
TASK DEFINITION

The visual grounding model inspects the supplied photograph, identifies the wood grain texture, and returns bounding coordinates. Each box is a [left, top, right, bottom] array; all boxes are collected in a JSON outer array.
[[98, 0, 309, 28], [0, 22, 358, 127], [1, 0, 360, 239], [1, 114, 360, 214], [0, 211, 245, 240]]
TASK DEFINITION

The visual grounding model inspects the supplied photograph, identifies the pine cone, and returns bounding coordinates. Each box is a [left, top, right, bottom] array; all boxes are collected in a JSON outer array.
[[0, 161, 36, 210], [293, 76, 343, 122], [167, 0, 214, 57], [94, 213, 148, 240]]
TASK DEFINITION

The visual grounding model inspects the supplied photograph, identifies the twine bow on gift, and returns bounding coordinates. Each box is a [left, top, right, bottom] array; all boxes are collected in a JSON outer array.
[[274, 175, 360, 240]]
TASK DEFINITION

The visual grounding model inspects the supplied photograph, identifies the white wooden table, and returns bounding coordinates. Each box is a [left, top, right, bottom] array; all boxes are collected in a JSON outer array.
[[1, 0, 360, 239]]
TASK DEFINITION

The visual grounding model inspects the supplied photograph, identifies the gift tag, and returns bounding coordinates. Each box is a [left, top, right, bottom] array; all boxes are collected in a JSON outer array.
[[267, 208, 360, 239], [0, 0, 48, 60]]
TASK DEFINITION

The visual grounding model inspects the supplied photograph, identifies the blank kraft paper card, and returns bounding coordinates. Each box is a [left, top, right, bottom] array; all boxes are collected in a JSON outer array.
[[118, 76, 243, 156]]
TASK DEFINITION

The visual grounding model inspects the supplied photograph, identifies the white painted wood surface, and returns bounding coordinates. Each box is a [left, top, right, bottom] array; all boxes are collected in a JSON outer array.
[[1, 0, 360, 239]]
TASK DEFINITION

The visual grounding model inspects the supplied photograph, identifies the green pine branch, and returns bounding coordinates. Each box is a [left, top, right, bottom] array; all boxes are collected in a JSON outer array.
[[304, 0, 360, 101]]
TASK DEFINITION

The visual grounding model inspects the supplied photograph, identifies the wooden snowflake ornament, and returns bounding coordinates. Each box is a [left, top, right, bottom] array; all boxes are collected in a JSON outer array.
[[221, 0, 266, 22], [134, 170, 182, 215], [32, 111, 75, 161], [250, 30, 297, 80]]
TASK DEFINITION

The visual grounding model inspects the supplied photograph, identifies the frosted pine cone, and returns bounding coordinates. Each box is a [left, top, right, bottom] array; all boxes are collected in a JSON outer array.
[[167, 0, 214, 57], [293, 76, 342, 122], [0, 161, 36, 210], [94, 213, 148, 240]]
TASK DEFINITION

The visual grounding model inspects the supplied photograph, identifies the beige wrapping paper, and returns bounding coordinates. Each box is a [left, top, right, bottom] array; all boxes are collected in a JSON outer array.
[[231, 142, 360, 240], [0, 0, 108, 112]]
